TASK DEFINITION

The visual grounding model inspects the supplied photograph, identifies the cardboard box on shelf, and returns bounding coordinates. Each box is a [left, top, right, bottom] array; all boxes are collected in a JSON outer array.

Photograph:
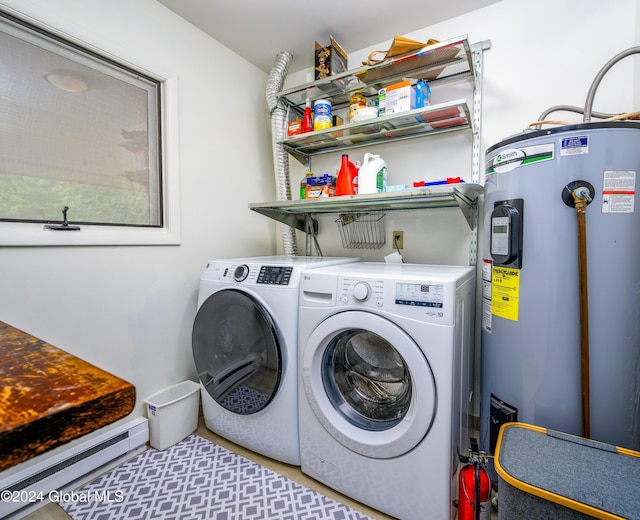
[[315, 36, 348, 80], [378, 80, 415, 116], [288, 119, 302, 136], [305, 174, 335, 198]]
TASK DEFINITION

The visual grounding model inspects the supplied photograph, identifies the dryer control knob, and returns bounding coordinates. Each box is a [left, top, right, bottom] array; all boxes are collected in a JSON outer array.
[[353, 282, 371, 302], [233, 264, 250, 282]]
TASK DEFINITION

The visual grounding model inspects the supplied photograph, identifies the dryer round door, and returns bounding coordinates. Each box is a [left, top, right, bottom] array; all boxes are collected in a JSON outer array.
[[301, 310, 436, 458], [192, 289, 282, 415]]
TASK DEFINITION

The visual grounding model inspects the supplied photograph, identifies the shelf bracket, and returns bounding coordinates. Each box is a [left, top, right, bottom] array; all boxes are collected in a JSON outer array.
[[452, 189, 478, 230]]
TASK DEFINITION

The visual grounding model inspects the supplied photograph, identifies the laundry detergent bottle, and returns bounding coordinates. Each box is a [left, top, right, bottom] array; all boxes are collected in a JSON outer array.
[[357, 153, 387, 194], [335, 154, 358, 196]]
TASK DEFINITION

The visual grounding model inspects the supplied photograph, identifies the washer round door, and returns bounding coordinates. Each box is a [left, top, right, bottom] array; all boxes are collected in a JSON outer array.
[[301, 311, 436, 458], [192, 289, 282, 415]]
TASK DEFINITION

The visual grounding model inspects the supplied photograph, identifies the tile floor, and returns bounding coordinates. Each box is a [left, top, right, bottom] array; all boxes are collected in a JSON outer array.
[[20, 417, 497, 520]]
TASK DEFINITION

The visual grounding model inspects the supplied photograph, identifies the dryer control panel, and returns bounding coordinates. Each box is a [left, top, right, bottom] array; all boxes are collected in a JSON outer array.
[[218, 264, 295, 285], [257, 266, 293, 285]]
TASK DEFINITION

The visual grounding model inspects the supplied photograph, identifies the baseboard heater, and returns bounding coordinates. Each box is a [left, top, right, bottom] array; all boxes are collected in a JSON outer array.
[[0, 417, 148, 519]]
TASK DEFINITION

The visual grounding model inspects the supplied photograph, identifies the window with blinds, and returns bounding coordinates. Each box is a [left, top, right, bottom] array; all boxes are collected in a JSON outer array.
[[0, 11, 162, 230]]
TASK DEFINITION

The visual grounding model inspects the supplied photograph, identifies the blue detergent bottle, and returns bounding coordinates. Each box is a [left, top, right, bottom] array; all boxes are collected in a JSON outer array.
[[415, 79, 431, 108]]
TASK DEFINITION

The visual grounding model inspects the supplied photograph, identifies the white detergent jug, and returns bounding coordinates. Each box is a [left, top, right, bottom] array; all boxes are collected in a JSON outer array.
[[357, 153, 387, 194]]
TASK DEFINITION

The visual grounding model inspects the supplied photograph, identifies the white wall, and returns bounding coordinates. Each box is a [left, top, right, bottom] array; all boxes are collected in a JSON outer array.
[[0, 0, 637, 427], [0, 0, 277, 420]]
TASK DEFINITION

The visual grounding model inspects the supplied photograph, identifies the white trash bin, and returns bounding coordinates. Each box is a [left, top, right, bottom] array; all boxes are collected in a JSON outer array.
[[144, 380, 201, 450]]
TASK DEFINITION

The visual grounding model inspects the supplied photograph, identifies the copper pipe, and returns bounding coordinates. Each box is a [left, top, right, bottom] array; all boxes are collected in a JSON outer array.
[[573, 187, 591, 439]]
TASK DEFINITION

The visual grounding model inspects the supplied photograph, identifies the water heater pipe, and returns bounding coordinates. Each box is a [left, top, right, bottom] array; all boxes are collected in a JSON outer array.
[[535, 105, 616, 125], [572, 185, 592, 439], [583, 46, 640, 123], [532, 46, 640, 128], [265, 52, 298, 256]]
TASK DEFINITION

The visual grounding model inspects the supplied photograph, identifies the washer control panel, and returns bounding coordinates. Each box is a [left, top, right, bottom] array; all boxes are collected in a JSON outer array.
[[337, 276, 449, 321], [352, 281, 371, 301], [339, 277, 384, 308], [395, 282, 444, 308]]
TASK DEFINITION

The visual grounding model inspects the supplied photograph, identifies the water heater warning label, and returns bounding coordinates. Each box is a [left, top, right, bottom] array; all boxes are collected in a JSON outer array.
[[602, 170, 635, 214], [491, 266, 520, 321]]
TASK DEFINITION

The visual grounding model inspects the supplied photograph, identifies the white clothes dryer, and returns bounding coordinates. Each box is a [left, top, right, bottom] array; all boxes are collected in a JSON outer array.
[[192, 255, 358, 466], [298, 262, 475, 519]]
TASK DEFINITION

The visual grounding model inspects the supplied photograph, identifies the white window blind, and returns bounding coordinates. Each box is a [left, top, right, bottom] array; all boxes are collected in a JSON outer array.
[[0, 11, 163, 232]]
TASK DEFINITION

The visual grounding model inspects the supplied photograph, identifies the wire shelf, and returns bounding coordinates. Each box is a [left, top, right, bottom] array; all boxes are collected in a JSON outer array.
[[336, 212, 386, 249]]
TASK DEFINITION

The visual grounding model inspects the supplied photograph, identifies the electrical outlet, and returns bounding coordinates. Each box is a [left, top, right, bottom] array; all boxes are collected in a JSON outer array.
[[392, 230, 404, 249]]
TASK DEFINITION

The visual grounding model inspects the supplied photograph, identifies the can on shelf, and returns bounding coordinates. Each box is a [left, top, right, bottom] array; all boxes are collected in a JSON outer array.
[[313, 99, 332, 130]]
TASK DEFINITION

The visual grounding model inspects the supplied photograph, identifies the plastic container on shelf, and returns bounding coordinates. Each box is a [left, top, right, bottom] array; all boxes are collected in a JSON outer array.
[[414, 79, 432, 108], [144, 380, 200, 450], [349, 90, 367, 122], [358, 153, 387, 194], [335, 154, 358, 196]]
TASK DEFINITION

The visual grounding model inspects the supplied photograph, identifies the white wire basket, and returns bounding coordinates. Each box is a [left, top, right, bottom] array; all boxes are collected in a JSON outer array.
[[335, 212, 386, 249]]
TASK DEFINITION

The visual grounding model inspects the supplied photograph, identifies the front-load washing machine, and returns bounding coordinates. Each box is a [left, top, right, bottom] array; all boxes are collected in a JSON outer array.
[[298, 262, 475, 519], [192, 255, 358, 466]]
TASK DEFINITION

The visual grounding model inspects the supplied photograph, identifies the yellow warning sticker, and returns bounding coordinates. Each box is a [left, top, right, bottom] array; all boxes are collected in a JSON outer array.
[[491, 266, 520, 321]]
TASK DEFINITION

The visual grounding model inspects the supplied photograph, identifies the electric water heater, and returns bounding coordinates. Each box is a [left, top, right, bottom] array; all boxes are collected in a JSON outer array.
[[480, 122, 640, 462]]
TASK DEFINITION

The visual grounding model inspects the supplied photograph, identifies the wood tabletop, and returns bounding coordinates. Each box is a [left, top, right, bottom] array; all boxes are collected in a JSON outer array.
[[0, 321, 136, 471]]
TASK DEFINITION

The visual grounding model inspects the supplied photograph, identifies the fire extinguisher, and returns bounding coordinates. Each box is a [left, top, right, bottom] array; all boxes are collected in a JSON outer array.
[[458, 439, 492, 520]]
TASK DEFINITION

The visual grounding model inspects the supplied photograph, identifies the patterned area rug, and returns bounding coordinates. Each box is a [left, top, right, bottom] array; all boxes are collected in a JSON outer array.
[[60, 434, 372, 520]]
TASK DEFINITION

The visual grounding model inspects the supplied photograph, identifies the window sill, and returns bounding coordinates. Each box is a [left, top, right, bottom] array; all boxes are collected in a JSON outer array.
[[0, 222, 180, 246]]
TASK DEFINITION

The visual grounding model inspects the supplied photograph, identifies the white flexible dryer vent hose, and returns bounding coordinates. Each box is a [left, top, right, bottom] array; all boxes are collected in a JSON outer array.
[[266, 52, 298, 256]]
